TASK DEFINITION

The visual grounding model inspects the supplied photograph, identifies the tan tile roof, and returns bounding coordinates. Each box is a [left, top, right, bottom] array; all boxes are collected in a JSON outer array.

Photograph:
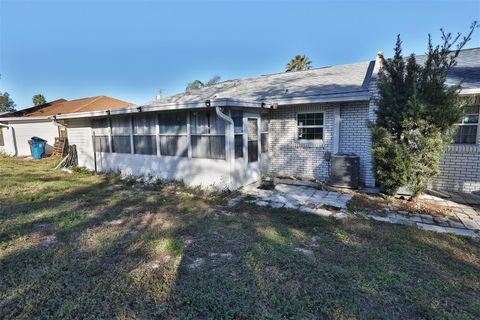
[[6, 96, 132, 117]]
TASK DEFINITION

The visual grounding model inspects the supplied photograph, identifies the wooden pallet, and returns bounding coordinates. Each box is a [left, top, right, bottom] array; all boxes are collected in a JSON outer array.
[[53, 137, 68, 157]]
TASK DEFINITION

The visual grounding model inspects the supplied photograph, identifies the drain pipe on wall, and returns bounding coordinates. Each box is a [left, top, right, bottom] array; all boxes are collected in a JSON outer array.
[[214, 105, 235, 190], [0, 122, 18, 156]]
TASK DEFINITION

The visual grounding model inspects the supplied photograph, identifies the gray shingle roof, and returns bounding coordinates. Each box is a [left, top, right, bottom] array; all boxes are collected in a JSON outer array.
[[414, 47, 480, 90], [146, 60, 375, 107], [144, 47, 479, 109]]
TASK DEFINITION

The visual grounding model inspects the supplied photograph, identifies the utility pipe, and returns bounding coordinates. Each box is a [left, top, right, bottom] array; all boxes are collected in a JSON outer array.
[[215, 106, 235, 190]]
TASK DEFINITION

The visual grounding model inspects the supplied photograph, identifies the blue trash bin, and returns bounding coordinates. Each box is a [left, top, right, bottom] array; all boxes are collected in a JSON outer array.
[[29, 137, 47, 159]]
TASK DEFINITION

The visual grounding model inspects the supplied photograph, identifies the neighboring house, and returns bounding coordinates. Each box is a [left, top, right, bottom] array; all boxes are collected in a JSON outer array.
[[42, 48, 480, 193], [0, 96, 132, 156]]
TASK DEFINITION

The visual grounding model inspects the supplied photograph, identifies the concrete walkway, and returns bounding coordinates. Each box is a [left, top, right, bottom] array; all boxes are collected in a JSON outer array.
[[239, 183, 479, 238], [365, 193, 480, 238], [240, 183, 352, 219]]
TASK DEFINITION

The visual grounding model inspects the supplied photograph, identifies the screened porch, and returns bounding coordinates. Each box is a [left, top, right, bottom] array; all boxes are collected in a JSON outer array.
[[89, 107, 269, 189]]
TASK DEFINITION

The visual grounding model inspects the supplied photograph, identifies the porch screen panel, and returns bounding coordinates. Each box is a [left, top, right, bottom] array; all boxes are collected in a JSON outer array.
[[133, 114, 157, 155], [111, 116, 131, 154], [191, 110, 226, 159], [159, 112, 188, 157], [232, 110, 243, 158], [0, 128, 4, 146], [92, 118, 110, 153]]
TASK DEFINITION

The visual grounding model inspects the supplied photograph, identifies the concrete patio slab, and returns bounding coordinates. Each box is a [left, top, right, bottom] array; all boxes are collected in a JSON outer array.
[[241, 183, 352, 218]]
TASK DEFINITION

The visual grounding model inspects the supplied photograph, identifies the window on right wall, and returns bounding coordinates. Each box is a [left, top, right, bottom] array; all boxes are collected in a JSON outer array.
[[454, 106, 479, 144], [297, 112, 324, 141]]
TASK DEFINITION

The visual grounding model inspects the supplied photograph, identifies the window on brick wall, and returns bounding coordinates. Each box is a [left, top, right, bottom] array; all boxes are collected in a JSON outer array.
[[261, 113, 269, 153], [454, 106, 479, 144], [297, 112, 324, 140]]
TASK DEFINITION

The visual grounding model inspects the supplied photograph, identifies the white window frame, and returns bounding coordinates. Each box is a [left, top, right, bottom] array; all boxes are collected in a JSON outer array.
[[296, 111, 324, 142], [454, 105, 479, 145]]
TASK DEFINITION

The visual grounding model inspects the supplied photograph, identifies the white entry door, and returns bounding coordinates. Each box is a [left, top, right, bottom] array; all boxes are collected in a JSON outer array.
[[245, 114, 261, 184]]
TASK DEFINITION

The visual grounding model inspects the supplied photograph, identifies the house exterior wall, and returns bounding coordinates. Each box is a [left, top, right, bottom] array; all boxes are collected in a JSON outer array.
[[339, 103, 371, 184], [430, 97, 480, 194], [268, 102, 374, 185], [67, 118, 95, 170], [268, 104, 334, 180], [431, 146, 480, 193], [0, 120, 59, 156], [0, 127, 8, 154]]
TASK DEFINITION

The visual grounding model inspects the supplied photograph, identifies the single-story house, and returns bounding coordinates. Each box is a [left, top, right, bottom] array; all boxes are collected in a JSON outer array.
[[8, 48, 480, 193], [0, 96, 132, 156]]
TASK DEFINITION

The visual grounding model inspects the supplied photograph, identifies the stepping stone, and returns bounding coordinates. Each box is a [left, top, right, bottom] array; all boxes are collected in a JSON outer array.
[[442, 227, 479, 238], [416, 223, 447, 233], [333, 212, 348, 219], [271, 201, 284, 209], [448, 220, 465, 229], [368, 215, 391, 223], [457, 216, 480, 230], [255, 200, 269, 207]]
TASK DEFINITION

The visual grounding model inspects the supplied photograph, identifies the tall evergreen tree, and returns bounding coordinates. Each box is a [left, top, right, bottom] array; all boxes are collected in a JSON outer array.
[[0, 92, 16, 112], [372, 21, 478, 196]]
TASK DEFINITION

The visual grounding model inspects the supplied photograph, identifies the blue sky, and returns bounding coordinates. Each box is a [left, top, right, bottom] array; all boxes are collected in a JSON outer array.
[[1, 0, 479, 109]]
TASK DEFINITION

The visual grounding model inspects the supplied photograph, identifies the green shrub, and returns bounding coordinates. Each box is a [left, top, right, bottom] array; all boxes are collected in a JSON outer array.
[[372, 22, 478, 196]]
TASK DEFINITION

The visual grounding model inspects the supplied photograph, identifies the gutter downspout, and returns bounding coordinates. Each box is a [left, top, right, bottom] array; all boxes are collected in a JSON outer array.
[[215, 106, 235, 190], [0, 122, 18, 156]]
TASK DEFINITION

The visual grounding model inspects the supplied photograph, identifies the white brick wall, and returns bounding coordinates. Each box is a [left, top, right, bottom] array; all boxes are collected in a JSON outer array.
[[431, 146, 480, 193], [268, 104, 333, 180], [268, 102, 374, 185], [339, 103, 371, 184]]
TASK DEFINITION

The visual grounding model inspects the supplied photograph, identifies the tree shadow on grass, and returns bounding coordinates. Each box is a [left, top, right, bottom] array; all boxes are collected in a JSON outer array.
[[168, 202, 480, 319], [1, 180, 479, 319]]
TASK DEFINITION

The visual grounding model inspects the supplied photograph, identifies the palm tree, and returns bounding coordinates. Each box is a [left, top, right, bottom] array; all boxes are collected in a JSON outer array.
[[32, 94, 46, 106], [185, 75, 221, 92], [186, 80, 205, 92], [285, 55, 313, 72]]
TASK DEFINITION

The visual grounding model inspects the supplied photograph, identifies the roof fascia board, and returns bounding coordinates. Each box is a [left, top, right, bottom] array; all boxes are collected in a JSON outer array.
[[272, 92, 371, 105], [460, 88, 480, 95], [0, 116, 50, 121], [54, 99, 266, 119]]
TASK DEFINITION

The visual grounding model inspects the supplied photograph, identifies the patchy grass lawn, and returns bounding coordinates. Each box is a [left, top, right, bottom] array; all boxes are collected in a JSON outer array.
[[1, 157, 479, 319]]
